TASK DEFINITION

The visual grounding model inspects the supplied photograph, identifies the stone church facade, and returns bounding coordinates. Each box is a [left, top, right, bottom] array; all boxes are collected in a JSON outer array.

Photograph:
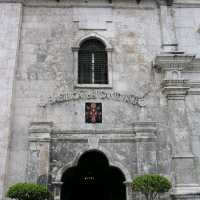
[[1, 0, 200, 199]]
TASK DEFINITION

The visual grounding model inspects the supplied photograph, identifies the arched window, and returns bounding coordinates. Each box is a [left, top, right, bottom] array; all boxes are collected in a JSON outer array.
[[78, 39, 108, 84]]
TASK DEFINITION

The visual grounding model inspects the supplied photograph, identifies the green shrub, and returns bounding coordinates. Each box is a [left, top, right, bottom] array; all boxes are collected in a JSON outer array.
[[132, 174, 172, 200], [6, 183, 51, 200]]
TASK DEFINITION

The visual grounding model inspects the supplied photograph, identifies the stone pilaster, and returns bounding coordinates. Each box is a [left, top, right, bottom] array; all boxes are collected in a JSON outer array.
[[133, 122, 157, 175], [124, 181, 132, 200], [159, 2, 178, 53], [52, 182, 63, 200], [27, 122, 53, 185], [155, 54, 200, 199], [0, 3, 22, 200]]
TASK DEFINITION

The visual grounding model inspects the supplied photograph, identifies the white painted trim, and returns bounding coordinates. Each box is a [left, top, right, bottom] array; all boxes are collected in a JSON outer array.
[[73, 33, 113, 49]]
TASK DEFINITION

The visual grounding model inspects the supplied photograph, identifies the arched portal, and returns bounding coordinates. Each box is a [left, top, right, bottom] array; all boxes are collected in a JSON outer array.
[[61, 150, 126, 200]]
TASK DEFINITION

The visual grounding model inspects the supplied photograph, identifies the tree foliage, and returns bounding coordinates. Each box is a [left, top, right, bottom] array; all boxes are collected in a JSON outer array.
[[6, 183, 51, 200], [132, 174, 172, 200]]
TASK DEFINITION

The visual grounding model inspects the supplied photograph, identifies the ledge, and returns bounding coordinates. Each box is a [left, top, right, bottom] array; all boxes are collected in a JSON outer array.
[[74, 83, 113, 89], [28, 121, 53, 142], [28, 122, 158, 141], [171, 184, 200, 196], [132, 122, 157, 138], [161, 80, 190, 100], [29, 121, 53, 133], [51, 127, 157, 141], [133, 122, 157, 133], [51, 181, 63, 186], [154, 54, 195, 72], [154, 54, 200, 98], [52, 129, 135, 135], [172, 154, 196, 159], [187, 81, 200, 95]]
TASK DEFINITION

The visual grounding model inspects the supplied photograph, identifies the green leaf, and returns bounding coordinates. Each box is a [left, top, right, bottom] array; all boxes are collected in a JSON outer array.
[[6, 183, 51, 200], [132, 174, 171, 200]]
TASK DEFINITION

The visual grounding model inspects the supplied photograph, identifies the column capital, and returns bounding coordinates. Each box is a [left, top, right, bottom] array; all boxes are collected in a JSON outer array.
[[154, 54, 195, 72], [71, 47, 79, 52], [158, 0, 174, 6], [28, 121, 53, 142], [52, 181, 63, 186], [154, 54, 195, 100], [162, 80, 190, 100], [133, 122, 157, 138], [123, 181, 132, 186]]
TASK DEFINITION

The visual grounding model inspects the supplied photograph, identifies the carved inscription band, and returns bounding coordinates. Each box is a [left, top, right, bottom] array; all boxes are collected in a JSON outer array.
[[42, 90, 144, 107]]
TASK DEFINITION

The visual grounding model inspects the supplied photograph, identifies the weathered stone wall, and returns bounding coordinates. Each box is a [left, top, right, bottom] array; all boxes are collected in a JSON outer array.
[[49, 141, 138, 182], [6, 5, 75, 186], [186, 95, 200, 186], [174, 6, 200, 56], [6, 0, 168, 193], [0, 3, 22, 200], [5, 0, 169, 191], [2, 0, 200, 200]]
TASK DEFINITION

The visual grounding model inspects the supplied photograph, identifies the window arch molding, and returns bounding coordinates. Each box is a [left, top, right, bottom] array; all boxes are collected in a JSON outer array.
[[72, 33, 113, 88]]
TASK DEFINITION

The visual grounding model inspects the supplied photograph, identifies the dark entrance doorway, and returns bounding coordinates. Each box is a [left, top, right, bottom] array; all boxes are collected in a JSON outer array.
[[61, 150, 126, 200]]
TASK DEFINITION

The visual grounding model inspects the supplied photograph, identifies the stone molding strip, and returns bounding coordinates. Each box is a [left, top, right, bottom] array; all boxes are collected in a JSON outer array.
[[0, 1, 155, 9], [52, 129, 136, 135], [155, 54, 200, 98], [30, 135, 156, 143], [2, 0, 200, 8], [28, 121, 158, 141], [187, 81, 200, 95]]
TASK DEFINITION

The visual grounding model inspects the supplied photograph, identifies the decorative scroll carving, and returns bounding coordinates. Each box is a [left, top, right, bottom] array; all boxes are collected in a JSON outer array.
[[40, 90, 144, 107], [154, 54, 196, 100]]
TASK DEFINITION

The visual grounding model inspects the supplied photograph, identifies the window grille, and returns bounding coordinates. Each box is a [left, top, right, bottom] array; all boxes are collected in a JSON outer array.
[[78, 39, 108, 84]]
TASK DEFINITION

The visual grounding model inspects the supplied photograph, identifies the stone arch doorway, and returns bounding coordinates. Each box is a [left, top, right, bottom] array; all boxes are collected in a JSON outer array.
[[61, 150, 126, 200]]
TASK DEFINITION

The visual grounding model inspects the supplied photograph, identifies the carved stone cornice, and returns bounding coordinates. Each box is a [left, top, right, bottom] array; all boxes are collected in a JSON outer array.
[[123, 181, 132, 187], [29, 121, 53, 133], [29, 121, 53, 142], [161, 80, 190, 100], [132, 122, 157, 138], [171, 185, 200, 197], [187, 81, 200, 95], [158, 0, 174, 5], [0, 0, 24, 3], [0, 0, 173, 6], [154, 54, 196, 100], [52, 181, 63, 186], [27, 125, 158, 142], [154, 54, 195, 73], [52, 129, 135, 135]]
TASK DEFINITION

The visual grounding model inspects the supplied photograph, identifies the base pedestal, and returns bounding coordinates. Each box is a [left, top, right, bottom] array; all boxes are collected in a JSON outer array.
[[171, 185, 200, 200]]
